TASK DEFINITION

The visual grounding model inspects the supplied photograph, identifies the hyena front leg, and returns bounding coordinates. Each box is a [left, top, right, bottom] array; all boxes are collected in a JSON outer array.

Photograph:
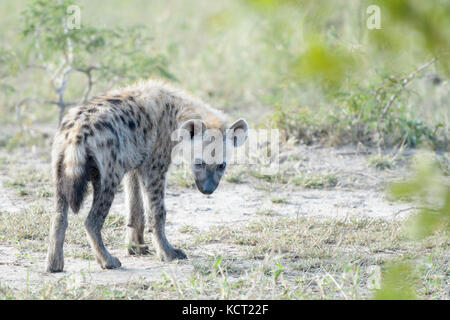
[[46, 192, 69, 272], [124, 170, 150, 255], [84, 177, 121, 269], [139, 168, 187, 262]]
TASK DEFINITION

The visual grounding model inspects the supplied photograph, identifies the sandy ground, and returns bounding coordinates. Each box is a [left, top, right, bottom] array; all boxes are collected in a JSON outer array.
[[0, 143, 418, 290]]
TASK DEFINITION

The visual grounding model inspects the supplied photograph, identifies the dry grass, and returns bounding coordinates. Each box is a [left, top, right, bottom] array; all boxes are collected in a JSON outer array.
[[0, 213, 447, 299], [0, 148, 447, 300]]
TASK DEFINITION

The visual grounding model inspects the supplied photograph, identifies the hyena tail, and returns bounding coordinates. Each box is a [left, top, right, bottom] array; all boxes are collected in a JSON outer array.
[[56, 142, 92, 213]]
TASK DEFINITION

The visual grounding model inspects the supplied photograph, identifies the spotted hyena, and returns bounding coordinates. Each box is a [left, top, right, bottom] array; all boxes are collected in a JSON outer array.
[[46, 79, 248, 272]]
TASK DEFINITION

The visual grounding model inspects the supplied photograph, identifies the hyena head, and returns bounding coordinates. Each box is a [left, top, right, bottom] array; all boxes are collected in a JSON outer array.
[[177, 118, 248, 195]]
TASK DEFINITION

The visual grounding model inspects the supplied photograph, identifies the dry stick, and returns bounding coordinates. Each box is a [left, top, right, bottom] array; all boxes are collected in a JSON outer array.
[[393, 206, 440, 217], [75, 66, 100, 104], [29, 37, 73, 125], [381, 57, 438, 116], [33, 39, 57, 89], [14, 97, 61, 127], [393, 207, 418, 217], [392, 132, 409, 163], [325, 271, 349, 300]]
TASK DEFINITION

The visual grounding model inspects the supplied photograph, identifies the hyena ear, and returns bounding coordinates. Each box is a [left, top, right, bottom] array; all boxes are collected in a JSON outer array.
[[178, 119, 206, 140], [228, 119, 248, 147]]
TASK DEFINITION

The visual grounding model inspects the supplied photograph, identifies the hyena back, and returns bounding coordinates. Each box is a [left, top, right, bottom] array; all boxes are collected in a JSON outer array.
[[46, 79, 248, 272]]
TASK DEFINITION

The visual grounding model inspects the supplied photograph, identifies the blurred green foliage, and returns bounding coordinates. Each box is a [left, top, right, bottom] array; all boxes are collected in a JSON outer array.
[[376, 154, 449, 299], [0, 48, 19, 94], [389, 154, 449, 240], [248, 0, 450, 78], [370, 0, 450, 72], [291, 39, 358, 89], [374, 262, 417, 300], [21, 0, 175, 81]]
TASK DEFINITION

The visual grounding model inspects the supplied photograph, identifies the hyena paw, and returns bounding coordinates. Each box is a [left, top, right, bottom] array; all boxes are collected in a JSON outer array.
[[101, 255, 122, 269], [46, 257, 64, 273], [127, 245, 151, 256], [160, 248, 187, 262]]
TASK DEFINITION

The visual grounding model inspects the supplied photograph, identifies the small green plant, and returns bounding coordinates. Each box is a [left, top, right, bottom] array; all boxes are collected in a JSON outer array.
[[37, 187, 52, 198], [368, 154, 396, 170], [272, 263, 284, 283], [250, 171, 282, 183], [271, 197, 288, 204], [290, 173, 338, 189], [169, 166, 195, 188], [179, 225, 199, 234], [225, 169, 246, 183], [255, 209, 279, 216]]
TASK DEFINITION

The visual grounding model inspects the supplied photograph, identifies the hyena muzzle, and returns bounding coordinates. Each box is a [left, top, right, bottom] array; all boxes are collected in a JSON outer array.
[[46, 80, 248, 272]]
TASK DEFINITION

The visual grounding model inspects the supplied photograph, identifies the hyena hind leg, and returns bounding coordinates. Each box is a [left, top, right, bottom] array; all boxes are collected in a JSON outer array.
[[46, 193, 69, 273], [124, 171, 150, 255], [84, 179, 121, 269]]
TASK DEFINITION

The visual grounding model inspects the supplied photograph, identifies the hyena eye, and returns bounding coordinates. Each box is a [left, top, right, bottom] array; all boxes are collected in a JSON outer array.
[[217, 162, 226, 170], [194, 159, 205, 169]]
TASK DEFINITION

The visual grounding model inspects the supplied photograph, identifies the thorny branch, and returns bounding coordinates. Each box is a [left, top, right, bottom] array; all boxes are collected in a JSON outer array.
[[381, 57, 438, 116]]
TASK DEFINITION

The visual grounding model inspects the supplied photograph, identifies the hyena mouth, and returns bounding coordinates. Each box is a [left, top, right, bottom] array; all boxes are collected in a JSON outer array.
[[199, 188, 215, 195], [195, 181, 218, 195]]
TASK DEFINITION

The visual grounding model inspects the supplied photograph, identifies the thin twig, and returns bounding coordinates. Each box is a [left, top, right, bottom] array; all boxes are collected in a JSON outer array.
[[75, 66, 100, 103], [381, 57, 438, 116], [325, 271, 349, 300], [393, 207, 417, 216]]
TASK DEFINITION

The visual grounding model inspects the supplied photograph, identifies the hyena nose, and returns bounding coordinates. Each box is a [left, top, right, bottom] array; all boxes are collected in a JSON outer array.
[[201, 188, 215, 195], [199, 181, 217, 195]]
